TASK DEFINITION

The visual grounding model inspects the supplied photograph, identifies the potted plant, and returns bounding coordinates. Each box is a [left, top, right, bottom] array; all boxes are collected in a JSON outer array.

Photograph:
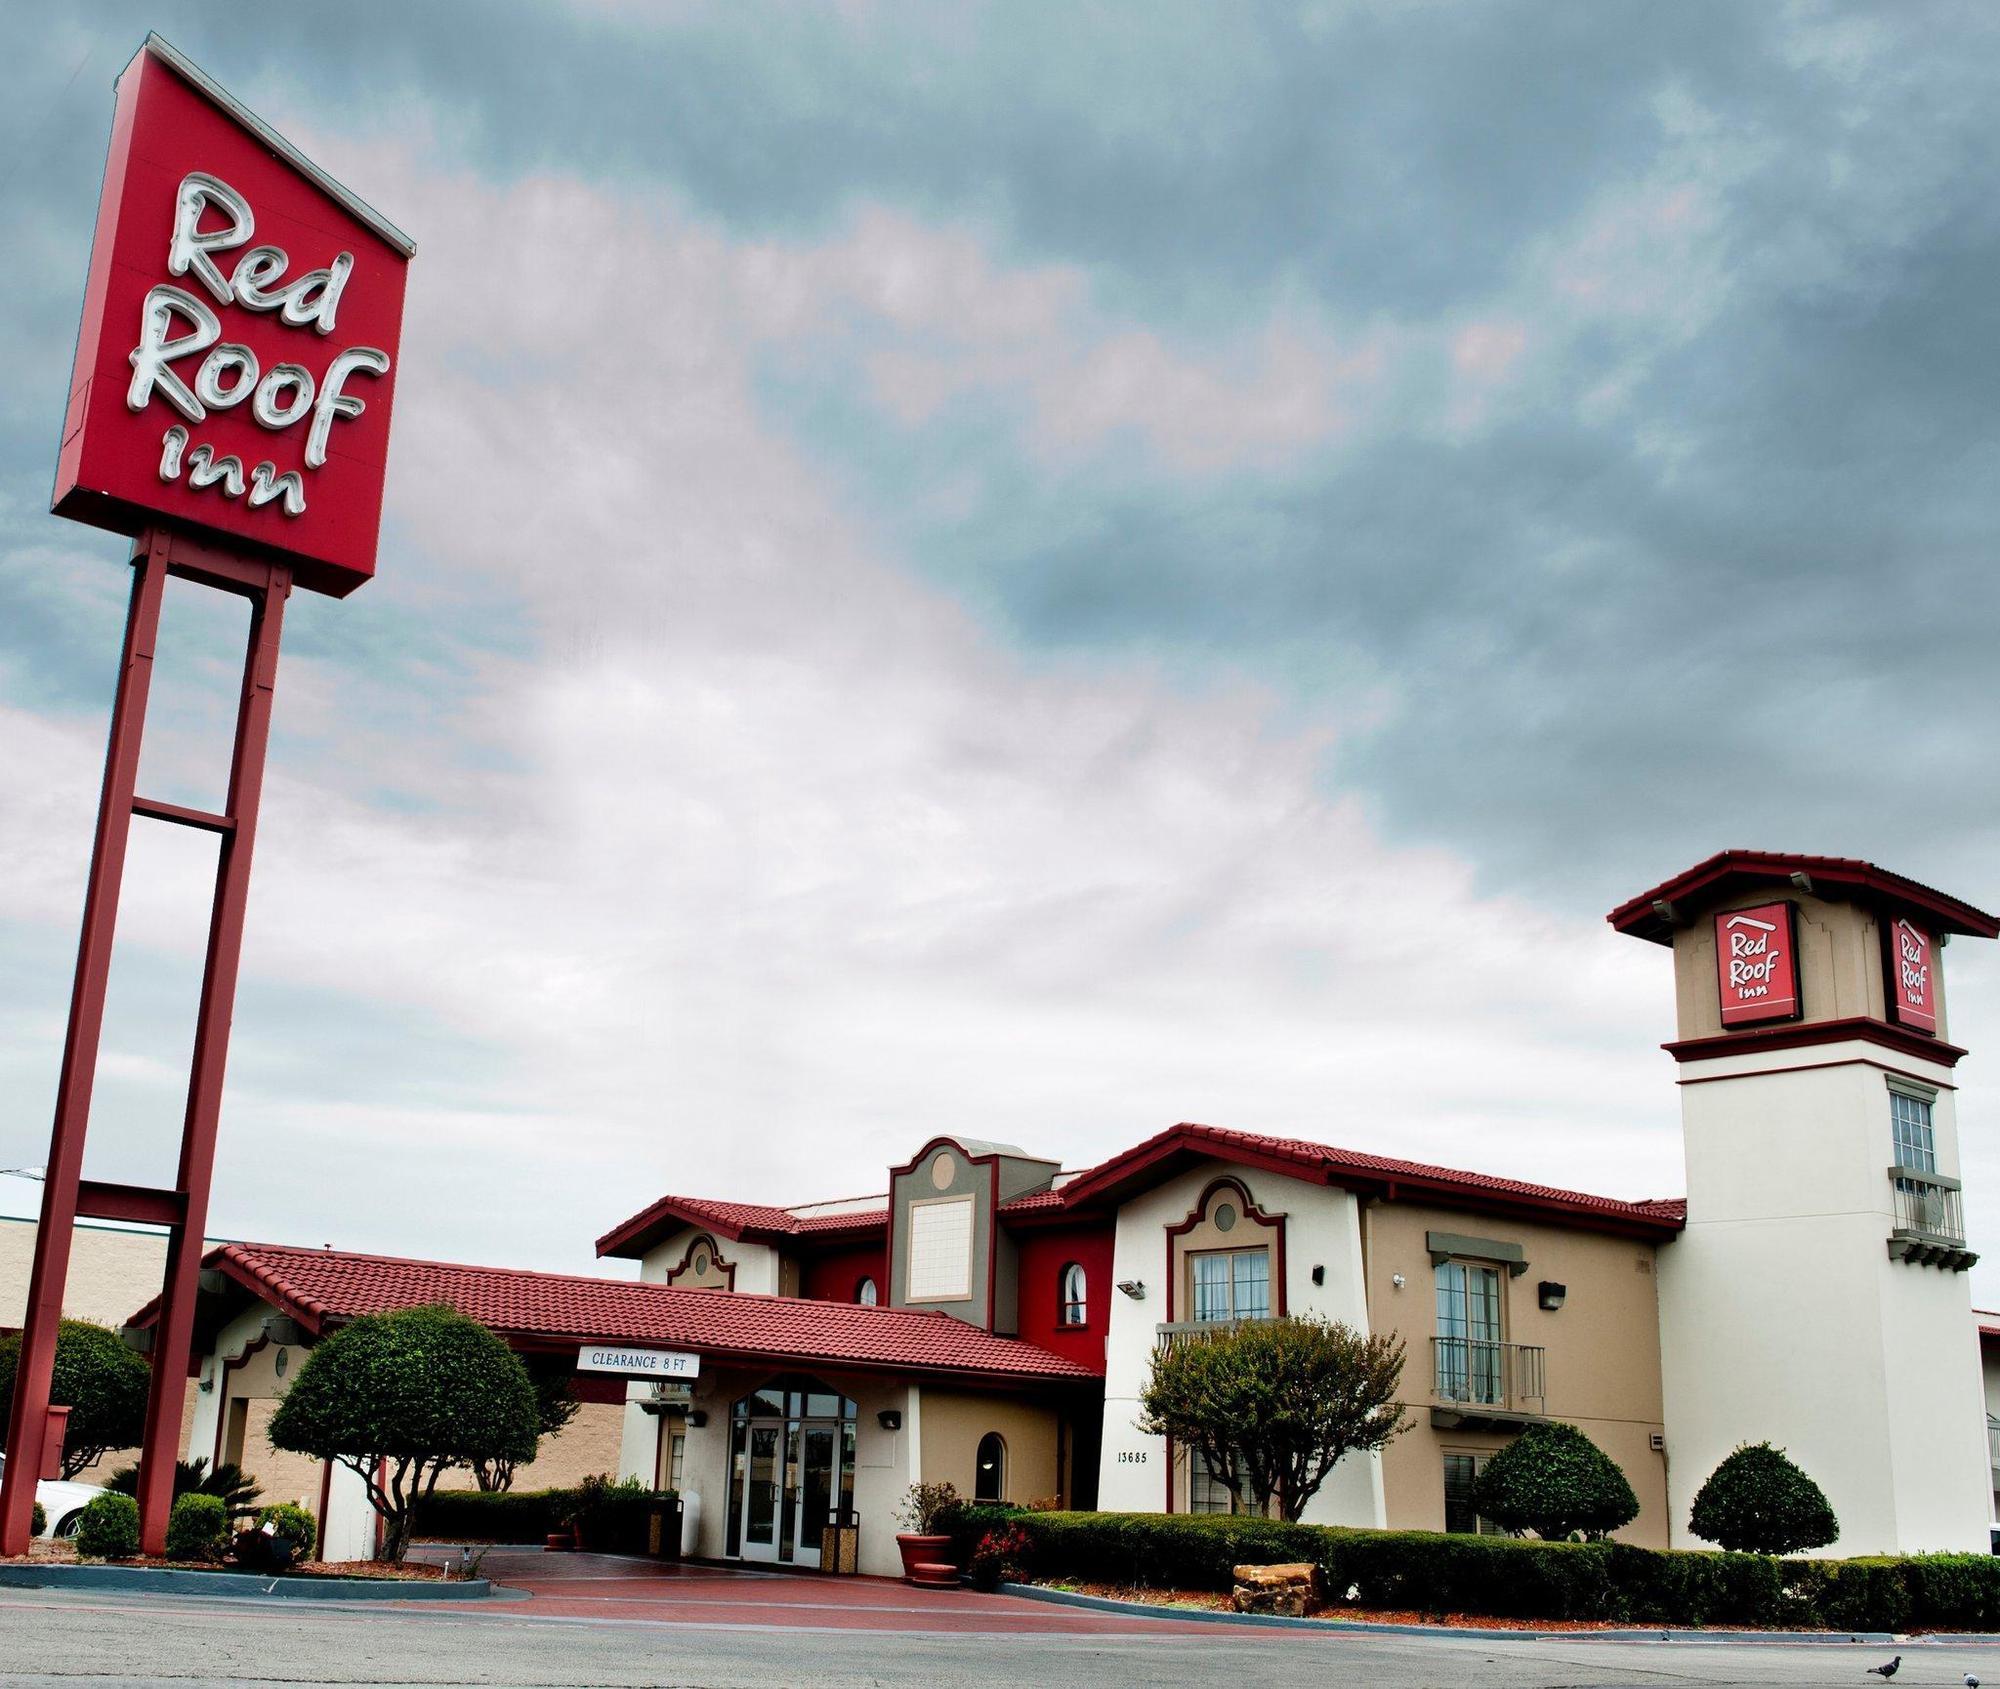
[[893, 1480, 962, 1586]]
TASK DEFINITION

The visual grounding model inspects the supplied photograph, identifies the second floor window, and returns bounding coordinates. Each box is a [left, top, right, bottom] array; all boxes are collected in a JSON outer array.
[[1891, 1089, 1936, 1172], [1190, 1247, 1270, 1322], [856, 1277, 878, 1306], [1059, 1262, 1087, 1325], [1435, 1259, 1503, 1404]]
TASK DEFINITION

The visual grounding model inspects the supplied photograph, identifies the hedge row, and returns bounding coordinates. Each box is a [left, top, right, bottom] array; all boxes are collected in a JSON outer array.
[[411, 1484, 677, 1555], [947, 1508, 2000, 1631]]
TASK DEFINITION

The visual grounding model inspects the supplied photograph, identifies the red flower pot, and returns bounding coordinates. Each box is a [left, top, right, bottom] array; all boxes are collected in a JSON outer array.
[[895, 1532, 956, 1586]]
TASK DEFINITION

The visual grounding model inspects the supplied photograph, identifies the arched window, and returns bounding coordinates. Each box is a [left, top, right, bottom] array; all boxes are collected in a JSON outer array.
[[1059, 1262, 1087, 1326], [975, 1432, 1006, 1503], [856, 1276, 878, 1306]]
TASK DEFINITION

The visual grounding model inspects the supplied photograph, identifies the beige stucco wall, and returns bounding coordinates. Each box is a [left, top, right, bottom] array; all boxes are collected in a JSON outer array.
[[0, 1215, 186, 1330], [432, 1400, 628, 1493], [1669, 889, 1948, 1043], [917, 1387, 1062, 1509], [1363, 1201, 1669, 1547]]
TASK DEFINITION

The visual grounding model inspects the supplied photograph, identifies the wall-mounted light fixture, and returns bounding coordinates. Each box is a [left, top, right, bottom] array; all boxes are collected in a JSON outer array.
[[687, 1409, 708, 1429], [1538, 1280, 1568, 1312], [1116, 1280, 1146, 1301], [877, 1409, 903, 1432], [1310, 1264, 1324, 1286]]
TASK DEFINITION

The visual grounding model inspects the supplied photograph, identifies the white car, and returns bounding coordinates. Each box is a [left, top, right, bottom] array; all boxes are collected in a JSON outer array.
[[0, 1453, 102, 1538]]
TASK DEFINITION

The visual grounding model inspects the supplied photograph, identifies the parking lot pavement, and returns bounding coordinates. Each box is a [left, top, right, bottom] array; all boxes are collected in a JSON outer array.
[[2, 1554, 1998, 1687]]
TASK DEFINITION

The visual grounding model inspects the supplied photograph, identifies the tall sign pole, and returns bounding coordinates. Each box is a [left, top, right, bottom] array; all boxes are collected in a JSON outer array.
[[0, 36, 412, 1558]]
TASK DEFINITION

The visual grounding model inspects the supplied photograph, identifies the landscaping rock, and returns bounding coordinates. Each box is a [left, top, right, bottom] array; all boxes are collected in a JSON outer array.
[[1231, 1561, 1321, 1616]]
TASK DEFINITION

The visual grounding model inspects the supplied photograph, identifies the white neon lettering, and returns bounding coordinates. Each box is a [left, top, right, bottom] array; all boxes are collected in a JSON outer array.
[[251, 363, 315, 429], [137, 173, 387, 521], [194, 343, 259, 410], [306, 346, 389, 468], [126, 285, 220, 422], [167, 172, 254, 307]]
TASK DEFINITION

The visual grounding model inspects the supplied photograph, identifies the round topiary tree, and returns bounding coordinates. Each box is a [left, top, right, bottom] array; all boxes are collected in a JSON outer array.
[[1472, 1421, 1639, 1541], [268, 1304, 538, 1562], [0, 1319, 151, 1478], [1688, 1442, 1838, 1555], [165, 1492, 230, 1562]]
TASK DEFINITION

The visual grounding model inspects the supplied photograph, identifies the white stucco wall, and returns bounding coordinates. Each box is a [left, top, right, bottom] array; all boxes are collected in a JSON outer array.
[[638, 1227, 783, 1295], [1095, 1157, 1383, 1526], [1659, 1041, 1987, 1554]]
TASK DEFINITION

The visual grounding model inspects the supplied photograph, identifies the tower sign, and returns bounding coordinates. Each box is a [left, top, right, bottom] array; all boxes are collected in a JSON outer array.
[[0, 36, 413, 1558], [51, 36, 411, 596]]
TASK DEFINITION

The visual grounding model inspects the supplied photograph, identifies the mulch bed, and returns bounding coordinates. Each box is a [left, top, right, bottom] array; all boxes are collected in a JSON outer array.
[[0, 1539, 452, 1581], [1034, 1582, 1861, 1633]]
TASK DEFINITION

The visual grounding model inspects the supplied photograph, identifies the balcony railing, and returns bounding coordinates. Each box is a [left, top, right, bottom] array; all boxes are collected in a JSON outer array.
[[1431, 1337, 1546, 1417], [1154, 1317, 1278, 1353], [1888, 1166, 1977, 1271]]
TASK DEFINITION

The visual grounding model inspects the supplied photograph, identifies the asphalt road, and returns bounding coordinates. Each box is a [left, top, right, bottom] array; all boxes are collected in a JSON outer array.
[[0, 1587, 1996, 1689]]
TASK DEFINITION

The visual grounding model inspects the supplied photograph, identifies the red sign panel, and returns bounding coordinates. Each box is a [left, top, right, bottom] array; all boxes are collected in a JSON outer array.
[[1887, 917, 1938, 1035], [51, 39, 412, 597], [1714, 902, 1800, 1026]]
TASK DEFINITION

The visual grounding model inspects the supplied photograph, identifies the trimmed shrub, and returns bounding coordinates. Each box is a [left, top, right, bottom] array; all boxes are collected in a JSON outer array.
[[256, 1502, 320, 1559], [165, 1493, 230, 1561], [0, 1320, 151, 1478], [1473, 1422, 1639, 1541], [944, 1509, 2000, 1631], [410, 1482, 678, 1553], [412, 1485, 569, 1543], [1689, 1444, 1838, 1556], [74, 1492, 140, 1560], [30, 1501, 45, 1537]]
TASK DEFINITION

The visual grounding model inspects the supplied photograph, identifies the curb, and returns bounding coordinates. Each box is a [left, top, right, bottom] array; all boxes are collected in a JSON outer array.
[[995, 1584, 1904, 1644], [0, 1563, 498, 1602]]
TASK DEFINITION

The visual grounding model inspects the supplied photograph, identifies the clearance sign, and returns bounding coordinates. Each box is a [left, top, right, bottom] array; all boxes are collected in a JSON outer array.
[[1714, 902, 1800, 1026], [51, 37, 413, 596]]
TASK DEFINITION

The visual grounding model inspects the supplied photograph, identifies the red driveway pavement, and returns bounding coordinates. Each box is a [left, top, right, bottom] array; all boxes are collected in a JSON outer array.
[[418, 1547, 1225, 1636]]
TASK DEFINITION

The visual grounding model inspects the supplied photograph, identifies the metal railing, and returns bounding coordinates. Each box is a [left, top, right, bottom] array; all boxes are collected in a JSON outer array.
[[1889, 1165, 1967, 1246], [1154, 1317, 1278, 1353], [1431, 1337, 1546, 1416]]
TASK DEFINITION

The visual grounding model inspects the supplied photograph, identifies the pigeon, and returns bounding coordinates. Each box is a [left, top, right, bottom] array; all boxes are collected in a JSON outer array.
[[1965, 1675, 1979, 1689], [1866, 1662, 1900, 1681]]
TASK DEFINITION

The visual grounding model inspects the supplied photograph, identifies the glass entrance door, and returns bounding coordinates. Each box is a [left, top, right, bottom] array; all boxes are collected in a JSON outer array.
[[791, 1424, 835, 1569], [728, 1379, 858, 1567], [739, 1423, 782, 1563]]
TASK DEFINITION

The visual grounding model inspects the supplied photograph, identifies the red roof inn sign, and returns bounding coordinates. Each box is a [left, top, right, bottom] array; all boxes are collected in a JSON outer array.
[[52, 36, 411, 596], [1715, 902, 1800, 1026], [1890, 917, 1939, 1035], [0, 38, 412, 1560]]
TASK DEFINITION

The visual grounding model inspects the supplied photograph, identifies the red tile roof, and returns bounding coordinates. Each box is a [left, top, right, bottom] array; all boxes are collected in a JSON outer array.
[[1054, 1123, 1686, 1236], [152, 1242, 1095, 1383], [597, 1194, 888, 1258], [1608, 851, 2000, 945]]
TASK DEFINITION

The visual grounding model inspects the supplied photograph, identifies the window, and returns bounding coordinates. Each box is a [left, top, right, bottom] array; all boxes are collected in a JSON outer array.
[[856, 1277, 878, 1306], [1190, 1248, 1270, 1322], [975, 1432, 1006, 1503], [1189, 1446, 1246, 1515], [906, 1197, 974, 1300], [1891, 1088, 1937, 1172], [1059, 1262, 1087, 1325], [1442, 1453, 1500, 1535], [669, 1432, 686, 1490], [1436, 1260, 1503, 1404]]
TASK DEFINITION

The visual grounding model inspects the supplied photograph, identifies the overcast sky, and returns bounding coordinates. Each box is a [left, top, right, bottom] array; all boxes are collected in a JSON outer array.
[[3, 3, 1998, 1297]]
